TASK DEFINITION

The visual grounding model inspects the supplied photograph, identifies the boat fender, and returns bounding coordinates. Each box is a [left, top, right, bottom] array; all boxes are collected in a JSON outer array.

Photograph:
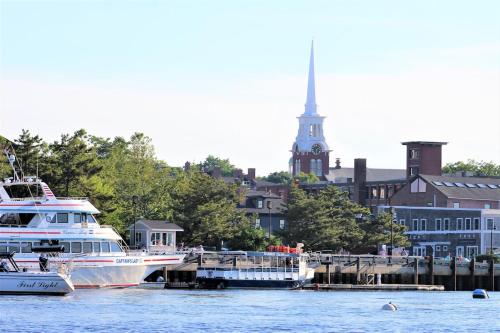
[[382, 302, 398, 311], [472, 289, 489, 299]]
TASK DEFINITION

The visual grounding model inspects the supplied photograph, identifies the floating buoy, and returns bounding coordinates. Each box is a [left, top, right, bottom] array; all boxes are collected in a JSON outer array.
[[382, 302, 398, 311], [472, 289, 489, 299]]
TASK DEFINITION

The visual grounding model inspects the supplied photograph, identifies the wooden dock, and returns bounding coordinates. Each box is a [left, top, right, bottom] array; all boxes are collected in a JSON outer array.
[[302, 283, 444, 291]]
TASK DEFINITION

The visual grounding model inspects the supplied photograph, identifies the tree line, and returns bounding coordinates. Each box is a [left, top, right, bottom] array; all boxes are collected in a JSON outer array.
[[10, 129, 500, 253]]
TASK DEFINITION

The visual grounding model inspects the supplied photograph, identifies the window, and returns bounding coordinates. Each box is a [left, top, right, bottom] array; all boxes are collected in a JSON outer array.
[[279, 219, 285, 229], [135, 232, 142, 244], [60, 242, 70, 253], [371, 187, 378, 198], [455, 183, 466, 188], [412, 219, 419, 231], [444, 182, 454, 187], [466, 246, 478, 258], [457, 218, 463, 230], [435, 245, 441, 252], [444, 218, 450, 231], [71, 242, 82, 253], [410, 149, 420, 159], [110, 242, 121, 252], [465, 183, 476, 188], [487, 218, 495, 230], [410, 179, 426, 193], [257, 200, 263, 208], [9, 242, 20, 253], [74, 213, 81, 223], [465, 218, 472, 230], [477, 184, 487, 188], [83, 242, 92, 253], [167, 233, 173, 246], [310, 159, 316, 176], [474, 218, 480, 230], [487, 184, 498, 189], [435, 219, 442, 231], [255, 219, 261, 228], [101, 242, 110, 253], [420, 219, 427, 231], [150, 232, 161, 246], [399, 219, 405, 226], [379, 187, 385, 199], [21, 242, 32, 253], [93, 242, 101, 253], [453, 202, 460, 208], [443, 245, 448, 252], [0, 243, 6, 252], [484, 204, 491, 209], [88, 215, 96, 223], [432, 181, 444, 186], [162, 233, 167, 246], [294, 159, 301, 175], [410, 167, 419, 176], [316, 159, 322, 176], [56, 213, 68, 223]]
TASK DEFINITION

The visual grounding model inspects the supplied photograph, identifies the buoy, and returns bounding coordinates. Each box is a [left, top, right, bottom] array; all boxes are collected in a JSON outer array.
[[382, 302, 398, 311], [472, 289, 489, 299]]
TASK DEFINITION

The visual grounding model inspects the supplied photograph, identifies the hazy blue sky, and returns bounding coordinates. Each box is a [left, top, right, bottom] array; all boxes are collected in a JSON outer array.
[[1, 1, 499, 174]]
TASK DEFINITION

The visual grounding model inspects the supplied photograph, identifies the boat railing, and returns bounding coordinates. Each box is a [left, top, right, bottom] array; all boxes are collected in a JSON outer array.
[[6, 196, 88, 202]]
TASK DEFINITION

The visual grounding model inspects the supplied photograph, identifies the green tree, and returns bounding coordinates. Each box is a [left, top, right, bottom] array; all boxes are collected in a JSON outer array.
[[283, 185, 368, 252], [170, 169, 245, 248], [13, 129, 46, 177], [294, 172, 320, 184], [260, 171, 292, 184], [359, 213, 409, 253], [443, 159, 500, 177], [201, 155, 235, 177]]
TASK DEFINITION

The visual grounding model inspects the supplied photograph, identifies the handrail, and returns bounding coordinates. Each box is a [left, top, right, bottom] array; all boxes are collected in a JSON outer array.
[[6, 197, 88, 202]]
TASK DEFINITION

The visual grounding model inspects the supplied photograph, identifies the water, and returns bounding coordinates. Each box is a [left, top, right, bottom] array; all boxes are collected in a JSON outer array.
[[1, 289, 499, 332]]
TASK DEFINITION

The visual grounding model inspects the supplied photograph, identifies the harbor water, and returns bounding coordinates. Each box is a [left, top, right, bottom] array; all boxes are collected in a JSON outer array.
[[1, 289, 499, 332]]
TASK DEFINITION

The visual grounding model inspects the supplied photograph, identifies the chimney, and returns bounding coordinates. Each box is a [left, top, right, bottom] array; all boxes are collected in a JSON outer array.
[[402, 141, 447, 178], [353, 158, 367, 206], [335, 158, 341, 169], [247, 168, 256, 181]]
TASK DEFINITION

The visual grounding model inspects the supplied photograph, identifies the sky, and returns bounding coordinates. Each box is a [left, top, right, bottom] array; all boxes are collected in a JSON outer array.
[[0, 0, 499, 176]]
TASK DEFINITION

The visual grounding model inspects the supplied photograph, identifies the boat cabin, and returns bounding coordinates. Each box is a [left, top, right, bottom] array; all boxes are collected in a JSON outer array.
[[127, 220, 183, 252]]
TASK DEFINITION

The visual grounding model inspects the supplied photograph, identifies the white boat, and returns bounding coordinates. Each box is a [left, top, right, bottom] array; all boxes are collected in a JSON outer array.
[[196, 251, 316, 289], [0, 251, 74, 295], [0, 152, 185, 288]]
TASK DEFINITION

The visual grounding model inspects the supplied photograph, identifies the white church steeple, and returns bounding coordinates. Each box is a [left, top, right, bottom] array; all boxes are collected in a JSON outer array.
[[290, 41, 331, 179]]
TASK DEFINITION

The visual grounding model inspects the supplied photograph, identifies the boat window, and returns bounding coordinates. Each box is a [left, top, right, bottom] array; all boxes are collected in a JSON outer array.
[[0, 243, 7, 252], [93, 242, 101, 253], [110, 242, 121, 252], [9, 242, 20, 253], [57, 213, 69, 223], [74, 213, 82, 223], [101, 242, 110, 253], [71, 242, 82, 253], [88, 215, 96, 223], [83, 242, 92, 253], [60, 242, 71, 253], [21, 242, 32, 253]]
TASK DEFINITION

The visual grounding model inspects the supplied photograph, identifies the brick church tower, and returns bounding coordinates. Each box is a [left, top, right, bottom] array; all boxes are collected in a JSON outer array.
[[290, 42, 331, 180]]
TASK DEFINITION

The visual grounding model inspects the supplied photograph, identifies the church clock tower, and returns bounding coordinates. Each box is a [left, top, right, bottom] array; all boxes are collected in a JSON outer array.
[[290, 42, 331, 180]]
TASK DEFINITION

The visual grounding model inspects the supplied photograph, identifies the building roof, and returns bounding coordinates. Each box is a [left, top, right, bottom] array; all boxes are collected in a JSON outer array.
[[420, 174, 500, 201], [244, 189, 281, 199], [128, 220, 184, 231], [401, 141, 447, 146], [325, 167, 406, 183]]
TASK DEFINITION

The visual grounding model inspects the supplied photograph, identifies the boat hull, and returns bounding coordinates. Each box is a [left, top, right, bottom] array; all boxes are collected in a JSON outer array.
[[14, 253, 185, 288], [0, 272, 74, 295], [196, 277, 310, 289]]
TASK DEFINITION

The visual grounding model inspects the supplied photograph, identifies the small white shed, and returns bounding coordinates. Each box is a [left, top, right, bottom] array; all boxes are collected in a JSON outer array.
[[128, 219, 183, 252]]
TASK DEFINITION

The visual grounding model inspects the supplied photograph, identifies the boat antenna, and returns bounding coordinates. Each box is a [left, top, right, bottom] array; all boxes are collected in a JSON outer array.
[[3, 147, 20, 182]]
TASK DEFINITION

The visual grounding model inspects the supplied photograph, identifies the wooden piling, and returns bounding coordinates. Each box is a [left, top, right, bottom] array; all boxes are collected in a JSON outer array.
[[356, 258, 360, 285], [490, 258, 495, 291], [469, 258, 475, 290], [451, 256, 457, 291], [414, 258, 419, 285], [326, 263, 331, 285], [428, 255, 434, 285]]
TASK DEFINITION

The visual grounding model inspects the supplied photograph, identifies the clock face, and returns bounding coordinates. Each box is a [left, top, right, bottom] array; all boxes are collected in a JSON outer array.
[[311, 144, 322, 155]]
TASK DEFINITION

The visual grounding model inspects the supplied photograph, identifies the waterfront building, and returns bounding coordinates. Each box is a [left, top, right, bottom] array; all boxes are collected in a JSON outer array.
[[128, 219, 183, 251], [378, 206, 500, 257]]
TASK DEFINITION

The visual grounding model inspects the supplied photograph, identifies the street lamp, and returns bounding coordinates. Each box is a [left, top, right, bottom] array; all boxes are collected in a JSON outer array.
[[132, 195, 138, 249], [267, 200, 273, 240], [490, 220, 496, 255]]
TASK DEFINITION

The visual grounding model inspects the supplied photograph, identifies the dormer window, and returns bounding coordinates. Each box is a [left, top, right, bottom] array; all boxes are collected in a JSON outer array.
[[409, 149, 420, 159]]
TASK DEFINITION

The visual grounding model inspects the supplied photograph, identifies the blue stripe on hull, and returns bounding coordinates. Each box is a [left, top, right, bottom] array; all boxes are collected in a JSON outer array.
[[196, 278, 310, 289]]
